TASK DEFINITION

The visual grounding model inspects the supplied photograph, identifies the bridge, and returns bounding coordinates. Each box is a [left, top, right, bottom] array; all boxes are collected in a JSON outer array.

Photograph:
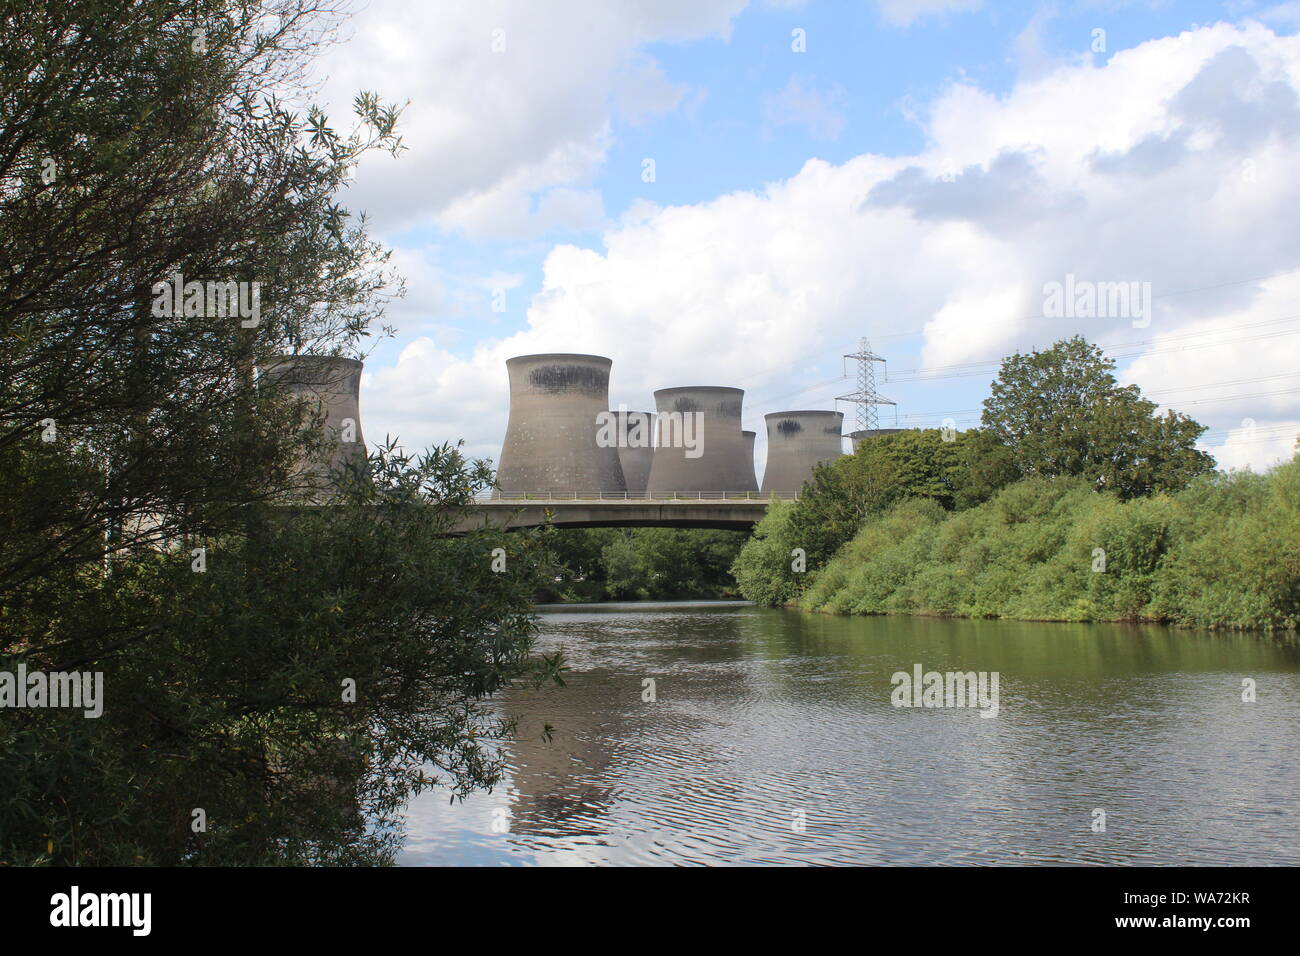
[[451, 492, 794, 533]]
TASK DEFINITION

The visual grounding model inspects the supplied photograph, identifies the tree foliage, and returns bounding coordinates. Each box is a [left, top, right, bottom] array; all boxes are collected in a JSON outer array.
[[981, 336, 1214, 498], [539, 527, 747, 602], [0, 1, 555, 865], [2, 444, 555, 865], [785, 427, 1019, 574], [728, 498, 803, 608], [798, 455, 1300, 630], [1, 0, 405, 601]]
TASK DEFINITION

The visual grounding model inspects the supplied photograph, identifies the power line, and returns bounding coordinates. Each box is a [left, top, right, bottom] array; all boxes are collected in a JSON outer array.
[[732, 265, 1300, 421], [835, 337, 895, 431], [866, 266, 1300, 346], [887, 316, 1300, 383]]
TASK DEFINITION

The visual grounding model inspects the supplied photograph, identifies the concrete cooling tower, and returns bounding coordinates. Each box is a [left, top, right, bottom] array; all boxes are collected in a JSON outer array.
[[761, 410, 844, 496], [260, 355, 367, 490], [741, 430, 759, 493], [849, 428, 904, 451], [494, 353, 626, 497], [613, 410, 655, 496], [646, 386, 752, 496]]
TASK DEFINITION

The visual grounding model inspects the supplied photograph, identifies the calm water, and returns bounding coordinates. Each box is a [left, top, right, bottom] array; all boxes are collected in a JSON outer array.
[[400, 602, 1300, 865]]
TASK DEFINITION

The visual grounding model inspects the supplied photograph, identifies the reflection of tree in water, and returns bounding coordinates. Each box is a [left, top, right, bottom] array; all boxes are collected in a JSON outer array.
[[500, 675, 624, 839], [498, 608, 756, 840]]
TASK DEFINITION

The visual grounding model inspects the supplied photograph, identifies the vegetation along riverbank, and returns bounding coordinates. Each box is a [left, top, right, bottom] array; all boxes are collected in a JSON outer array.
[[536, 528, 747, 603], [731, 337, 1299, 631]]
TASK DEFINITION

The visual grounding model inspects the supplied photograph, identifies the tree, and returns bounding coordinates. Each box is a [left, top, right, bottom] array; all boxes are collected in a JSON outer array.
[[601, 534, 653, 599], [0, 1, 556, 865], [1, 442, 556, 864], [730, 497, 803, 606], [788, 427, 1017, 571], [981, 336, 1213, 498], [633, 528, 746, 598], [1, 0, 405, 603], [540, 527, 748, 601]]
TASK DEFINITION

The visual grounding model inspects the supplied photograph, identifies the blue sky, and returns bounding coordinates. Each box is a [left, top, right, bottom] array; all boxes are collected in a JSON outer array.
[[315, 0, 1300, 475]]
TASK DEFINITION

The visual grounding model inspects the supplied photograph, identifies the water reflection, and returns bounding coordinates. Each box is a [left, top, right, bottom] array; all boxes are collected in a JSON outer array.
[[401, 603, 1300, 865]]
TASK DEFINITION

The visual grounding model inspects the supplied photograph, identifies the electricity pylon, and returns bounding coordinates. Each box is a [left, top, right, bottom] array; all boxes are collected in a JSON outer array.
[[836, 337, 895, 432]]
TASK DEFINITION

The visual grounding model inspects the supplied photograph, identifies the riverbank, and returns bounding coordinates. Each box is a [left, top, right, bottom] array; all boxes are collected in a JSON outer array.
[[735, 459, 1300, 632], [534, 598, 753, 611]]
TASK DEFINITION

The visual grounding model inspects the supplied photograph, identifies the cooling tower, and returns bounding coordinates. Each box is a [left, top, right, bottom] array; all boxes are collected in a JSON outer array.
[[260, 355, 367, 491], [614, 410, 655, 496], [741, 430, 759, 493], [849, 428, 904, 451], [761, 410, 844, 496], [494, 353, 626, 497], [646, 386, 752, 495]]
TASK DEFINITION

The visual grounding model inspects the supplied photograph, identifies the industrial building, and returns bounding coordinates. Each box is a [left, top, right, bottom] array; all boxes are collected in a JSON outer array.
[[849, 428, 904, 450], [645, 386, 753, 496], [740, 430, 759, 493], [613, 410, 655, 495], [489, 352, 877, 499], [760, 410, 845, 496], [260, 355, 368, 492], [494, 353, 626, 497]]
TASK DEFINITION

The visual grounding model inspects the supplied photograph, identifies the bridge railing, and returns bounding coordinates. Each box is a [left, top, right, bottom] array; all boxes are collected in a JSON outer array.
[[474, 491, 799, 502]]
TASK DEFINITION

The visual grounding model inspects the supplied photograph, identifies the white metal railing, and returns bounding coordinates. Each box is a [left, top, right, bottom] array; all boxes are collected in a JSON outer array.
[[475, 491, 798, 502]]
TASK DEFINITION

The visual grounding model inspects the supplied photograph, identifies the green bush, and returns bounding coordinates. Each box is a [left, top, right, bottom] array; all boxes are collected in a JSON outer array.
[[793, 457, 1299, 631], [541, 527, 748, 602], [1148, 460, 1300, 629], [730, 498, 803, 607]]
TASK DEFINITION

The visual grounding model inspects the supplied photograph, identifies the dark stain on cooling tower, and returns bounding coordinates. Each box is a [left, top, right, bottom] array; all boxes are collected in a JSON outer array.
[[776, 418, 803, 437], [672, 397, 701, 413], [824, 425, 842, 434], [717, 398, 742, 418], [528, 363, 607, 394]]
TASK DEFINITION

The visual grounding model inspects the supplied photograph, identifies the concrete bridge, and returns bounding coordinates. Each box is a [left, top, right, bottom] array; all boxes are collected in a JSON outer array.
[[451, 492, 794, 533]]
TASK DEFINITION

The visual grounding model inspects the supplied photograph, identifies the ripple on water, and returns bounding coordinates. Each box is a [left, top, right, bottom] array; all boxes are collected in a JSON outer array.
[[399, 605, 1300, 866]]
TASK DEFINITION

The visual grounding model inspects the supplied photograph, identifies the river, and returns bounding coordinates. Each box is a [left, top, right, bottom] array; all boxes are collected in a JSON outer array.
[[399, 601, 1300, 865]]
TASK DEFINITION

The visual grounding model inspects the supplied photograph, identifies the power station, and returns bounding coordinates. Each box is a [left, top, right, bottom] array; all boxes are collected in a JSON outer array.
[[645, 386, 752, 496], [611, 409, 655, 496], [479, 343, 903, 498], [494, 353, 626, 497], [487, 353, 879, 498], [849, 428, 903, 450], [760, 410, 845, 496], [740, 430, 759, 493], [260, 355, 368, 491], [259, 349, 895, 500]]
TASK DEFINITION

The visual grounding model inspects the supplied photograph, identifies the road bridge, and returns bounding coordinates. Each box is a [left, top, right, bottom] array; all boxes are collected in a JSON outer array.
[[451, 492, 793, 533]]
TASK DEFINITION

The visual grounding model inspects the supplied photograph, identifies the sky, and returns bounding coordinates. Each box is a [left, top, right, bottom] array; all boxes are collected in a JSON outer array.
[[308, 0, 1300, 478]]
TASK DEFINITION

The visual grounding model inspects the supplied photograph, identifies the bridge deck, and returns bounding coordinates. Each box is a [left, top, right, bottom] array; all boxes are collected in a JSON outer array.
[[454, 494, 793, 532]]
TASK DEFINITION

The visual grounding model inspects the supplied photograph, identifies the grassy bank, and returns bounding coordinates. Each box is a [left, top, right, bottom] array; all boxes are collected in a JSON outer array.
[[736, 458, 1300, 631]]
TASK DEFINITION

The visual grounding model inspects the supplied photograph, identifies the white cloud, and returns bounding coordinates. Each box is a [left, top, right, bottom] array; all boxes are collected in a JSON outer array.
[[876, 0, 984, 28], [762, 74, 848, 141], [1201, 419, 1300, 472], [612, 54, 692, 125], [315, 0, 746, 239], [1256, 2, 1300, 27], [359, 20, 1300, 474], [1013, 5, 1063, 81]]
